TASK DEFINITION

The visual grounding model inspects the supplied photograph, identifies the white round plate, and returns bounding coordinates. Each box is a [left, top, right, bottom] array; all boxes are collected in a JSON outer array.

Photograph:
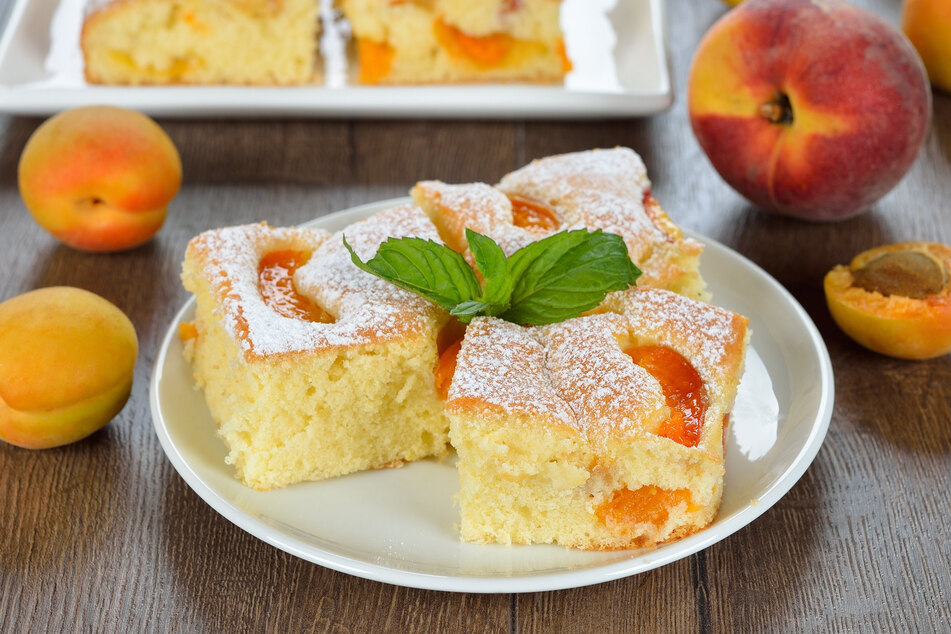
[[150, 199, 833, 593]]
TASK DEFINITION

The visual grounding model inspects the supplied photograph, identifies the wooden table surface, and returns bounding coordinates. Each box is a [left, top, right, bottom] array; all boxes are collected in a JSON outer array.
[[2, 0, 949, 631]]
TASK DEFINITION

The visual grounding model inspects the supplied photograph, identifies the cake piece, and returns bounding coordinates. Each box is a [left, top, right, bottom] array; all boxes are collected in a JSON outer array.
[[180, 207, 452, 490], [412, 147, 708, 301], [447, 287, 749, 549], [339, 0, 569, 84], [82, 0, 319, 85]]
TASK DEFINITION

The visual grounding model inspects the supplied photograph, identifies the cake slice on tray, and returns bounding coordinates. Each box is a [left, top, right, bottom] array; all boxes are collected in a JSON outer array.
[[180, 207, 452, 490], [339, 0, 570, 84], [82, 0, 319, 84]]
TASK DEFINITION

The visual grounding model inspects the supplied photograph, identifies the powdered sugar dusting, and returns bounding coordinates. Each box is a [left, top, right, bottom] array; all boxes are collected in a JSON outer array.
[[449, 287, 748, 442], [184, 223, 332, 358], [184, 207, 445, 359], [496, 147, 666, 255], [605, 287, 749, 404], [414, 181, 538, 257], [447, 317, 575, 426], [501, 146, 652, 201], [418, 148, 704, 293], [295, 204, 443, 346], [540, 313, 667, 437]]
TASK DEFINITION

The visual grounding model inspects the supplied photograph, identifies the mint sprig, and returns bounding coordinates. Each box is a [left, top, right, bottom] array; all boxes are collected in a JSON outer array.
[[343, 228, 640, 326]]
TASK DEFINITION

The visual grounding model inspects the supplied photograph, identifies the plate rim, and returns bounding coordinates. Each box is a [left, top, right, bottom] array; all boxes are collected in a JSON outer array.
[[150, 197, 834, 593], [0, 0, 672, 118]]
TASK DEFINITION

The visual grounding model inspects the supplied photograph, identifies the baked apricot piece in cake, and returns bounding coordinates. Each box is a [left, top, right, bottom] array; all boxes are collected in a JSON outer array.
[[181, 207, 452, 490], [340, 0, 569, 84], [446, 287, 749, 549], [412, 147, 707, 300]]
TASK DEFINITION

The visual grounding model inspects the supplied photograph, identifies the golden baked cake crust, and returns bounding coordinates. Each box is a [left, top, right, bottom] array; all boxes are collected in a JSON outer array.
[[413, 147, 708, 301], [181, 208, 452, 490], [447, 287, 749, 549]]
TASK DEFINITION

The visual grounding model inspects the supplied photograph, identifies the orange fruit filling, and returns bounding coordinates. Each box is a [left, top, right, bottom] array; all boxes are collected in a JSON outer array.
[[641, 190, 681, 243], [508, 195, 560, 231], [178, 321, 198, 342], [596, 485, 694, 530], [625, 344, 708, 447], [258, 250, 334, 323], [357, 39, 395, 84], [434, 338, 462, 400], [434, 320, 467, 399], [428, 203, 469, 255], [722, 413, 730, 453], [556, 39, 573, 73], [434, 19, 513, 68]]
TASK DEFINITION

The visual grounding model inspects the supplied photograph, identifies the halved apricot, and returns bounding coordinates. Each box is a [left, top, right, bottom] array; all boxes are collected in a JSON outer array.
[[824, 242, 951, 359]]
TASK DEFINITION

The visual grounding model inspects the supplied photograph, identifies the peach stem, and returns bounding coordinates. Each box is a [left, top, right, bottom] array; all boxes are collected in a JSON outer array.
[[759, 92, 793, 125]]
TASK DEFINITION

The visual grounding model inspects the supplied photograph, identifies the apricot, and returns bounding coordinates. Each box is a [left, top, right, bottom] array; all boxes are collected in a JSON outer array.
[[902, 0, 951, 93], [0, 287, 138, 448], [688, 0, 931, 221], [824, 242, 951, 360], [18, 106, 181, 252]]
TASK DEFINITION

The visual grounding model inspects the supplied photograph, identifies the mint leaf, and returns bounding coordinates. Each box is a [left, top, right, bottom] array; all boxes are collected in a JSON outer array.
[[343, 228, 639, 327], [450, 300, 503, 319], [465, 228, 512, 316], [502, 230, 640, 325], [343, 235, 481, 312]]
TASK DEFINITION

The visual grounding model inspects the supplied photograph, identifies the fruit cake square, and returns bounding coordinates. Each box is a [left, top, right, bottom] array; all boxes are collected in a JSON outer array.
[[412, 147, 708, 301], [180, 206, 452, 490], [339, 0, 569, 84], [446, 287, 749, 549], [82, 0, 319, 84]]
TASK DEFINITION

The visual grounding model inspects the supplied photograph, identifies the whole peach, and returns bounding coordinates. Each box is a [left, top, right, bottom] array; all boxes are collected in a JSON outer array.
[[689, 0, 931, 221], [0, 287, 138, 449], [902, 0, 951, 92], [18, 106, 181, 252]]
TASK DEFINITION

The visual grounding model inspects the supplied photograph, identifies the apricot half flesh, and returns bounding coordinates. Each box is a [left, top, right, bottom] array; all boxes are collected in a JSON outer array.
[[824, 242, 951, 359], [0, 287, 138, 448]]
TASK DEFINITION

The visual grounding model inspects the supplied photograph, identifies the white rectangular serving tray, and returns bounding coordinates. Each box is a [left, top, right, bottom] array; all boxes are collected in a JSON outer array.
[[0, 0, 671, 119]]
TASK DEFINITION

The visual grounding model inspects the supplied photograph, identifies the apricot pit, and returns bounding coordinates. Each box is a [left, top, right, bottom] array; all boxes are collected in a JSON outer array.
[[851, 250, 947, 299]]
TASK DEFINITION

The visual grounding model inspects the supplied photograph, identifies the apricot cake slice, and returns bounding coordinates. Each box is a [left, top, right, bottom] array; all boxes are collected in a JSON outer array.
[[340, 0, 569, 84], [412, 147, 708, 301], [446, 287, 749, 549], [180, 206, 452, 490]]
